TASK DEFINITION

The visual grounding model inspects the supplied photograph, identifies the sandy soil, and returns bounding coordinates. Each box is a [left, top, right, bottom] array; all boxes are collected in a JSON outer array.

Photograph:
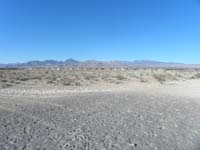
[[1, 69, 200, 150]]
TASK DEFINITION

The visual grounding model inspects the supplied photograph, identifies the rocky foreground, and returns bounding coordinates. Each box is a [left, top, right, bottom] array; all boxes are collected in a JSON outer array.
[[1, 69, 200, 150], [1, 82, 200, 150]]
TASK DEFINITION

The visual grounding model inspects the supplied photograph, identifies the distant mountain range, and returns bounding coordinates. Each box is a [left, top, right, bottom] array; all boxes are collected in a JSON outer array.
[[1, 59, 200, 69]]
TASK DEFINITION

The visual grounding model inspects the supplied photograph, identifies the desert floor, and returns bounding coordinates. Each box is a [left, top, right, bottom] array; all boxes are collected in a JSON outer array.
[[0, 69, 200, 150]]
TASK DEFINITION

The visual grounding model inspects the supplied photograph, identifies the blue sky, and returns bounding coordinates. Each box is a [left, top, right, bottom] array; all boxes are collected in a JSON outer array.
[[0, 0, 200, 63]]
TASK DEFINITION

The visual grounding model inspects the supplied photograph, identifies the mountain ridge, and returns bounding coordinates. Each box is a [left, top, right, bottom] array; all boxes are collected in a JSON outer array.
[[0, 59, 200, 68]]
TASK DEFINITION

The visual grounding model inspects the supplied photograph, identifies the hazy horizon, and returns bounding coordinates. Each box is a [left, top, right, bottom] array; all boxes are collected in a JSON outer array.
[[0, 59, 192, 65], [0, 58, 197, 65]]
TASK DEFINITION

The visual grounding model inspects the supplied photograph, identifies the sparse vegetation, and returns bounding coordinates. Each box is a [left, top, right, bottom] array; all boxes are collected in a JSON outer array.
[[193, 73, 200, 79], [140, 78, 148, 83], [0, 68, 200, 88], [153, 74, 167, 83], [1, 83, 12, 88], [1, 79, 8, 82], [115, 75, 126, 80]]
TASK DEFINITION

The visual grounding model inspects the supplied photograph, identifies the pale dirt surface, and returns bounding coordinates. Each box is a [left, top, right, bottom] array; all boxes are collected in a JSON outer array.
[[1, 69, 200, 150]]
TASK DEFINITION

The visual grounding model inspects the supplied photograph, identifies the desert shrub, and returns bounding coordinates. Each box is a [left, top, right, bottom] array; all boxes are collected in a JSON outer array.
[[193, 73, 200, 79], [63, 80, 81, 86], [153, 74, 166, 83], [75, 82, 81, 86], [85, 76, 91, 80], [1, 79, 8, 82], [116, 75, 126, 80], [140, 78, 148, 83], [84, 75, 96, 81], [46, 80, 55, 84], [10, 80, 16, 83], [62, 77, 81, 86], [29, 76, 42, 80], [63, 80, 73, 86], [1, 83, 12, 88], [19, 77, 29, 81], [190, 73, 200, 79]]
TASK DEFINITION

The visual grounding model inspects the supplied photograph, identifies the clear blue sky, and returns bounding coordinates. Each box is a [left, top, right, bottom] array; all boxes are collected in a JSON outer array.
[[0, 0, 200, 63]]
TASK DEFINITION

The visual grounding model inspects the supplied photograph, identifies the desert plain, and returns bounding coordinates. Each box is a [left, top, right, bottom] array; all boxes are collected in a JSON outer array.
[[1, 68, 200, 150]]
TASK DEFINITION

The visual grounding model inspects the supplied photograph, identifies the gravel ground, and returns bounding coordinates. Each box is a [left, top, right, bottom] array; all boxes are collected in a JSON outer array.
[[0, 90, 200, 150]]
